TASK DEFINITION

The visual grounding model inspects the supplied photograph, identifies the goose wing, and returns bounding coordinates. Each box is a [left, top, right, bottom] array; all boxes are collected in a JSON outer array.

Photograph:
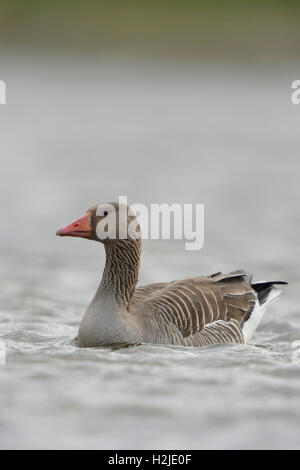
[[134, 270, 256, 340]]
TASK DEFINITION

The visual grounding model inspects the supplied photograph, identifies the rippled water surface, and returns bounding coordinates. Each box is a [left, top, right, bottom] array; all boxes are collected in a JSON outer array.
[[0, 52, 299, 449]]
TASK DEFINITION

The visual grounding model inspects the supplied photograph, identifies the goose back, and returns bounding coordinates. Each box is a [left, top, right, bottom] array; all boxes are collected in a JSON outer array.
[[131, 270, 257, 346]]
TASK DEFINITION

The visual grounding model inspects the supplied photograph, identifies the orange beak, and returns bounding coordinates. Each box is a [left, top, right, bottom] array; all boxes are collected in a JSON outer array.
[[56, 213, 92, 238]]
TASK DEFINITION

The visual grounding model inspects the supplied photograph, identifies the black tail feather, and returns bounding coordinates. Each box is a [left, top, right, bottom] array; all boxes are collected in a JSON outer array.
[[251, 281, 288, 305]]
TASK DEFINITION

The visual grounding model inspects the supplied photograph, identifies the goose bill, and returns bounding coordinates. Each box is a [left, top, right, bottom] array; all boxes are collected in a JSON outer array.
[[56, 213, 92, 238]]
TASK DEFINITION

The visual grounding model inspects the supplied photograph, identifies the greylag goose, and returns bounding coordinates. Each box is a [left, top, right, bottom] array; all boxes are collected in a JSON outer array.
[[56, 202, 287, 348]]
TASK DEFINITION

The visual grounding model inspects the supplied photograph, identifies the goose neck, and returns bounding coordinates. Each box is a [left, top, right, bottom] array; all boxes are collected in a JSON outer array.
[[99, 239, 141, 306]]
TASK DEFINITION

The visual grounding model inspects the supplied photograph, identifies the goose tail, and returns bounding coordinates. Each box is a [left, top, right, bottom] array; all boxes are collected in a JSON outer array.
[[242, 280, 288, 343]]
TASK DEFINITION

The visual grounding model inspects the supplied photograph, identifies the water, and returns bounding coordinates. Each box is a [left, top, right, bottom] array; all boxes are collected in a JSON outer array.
[[0, 51, 299, 449]]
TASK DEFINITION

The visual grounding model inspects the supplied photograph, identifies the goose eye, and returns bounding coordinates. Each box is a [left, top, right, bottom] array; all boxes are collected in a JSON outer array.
[[103, 210, 109, 216]]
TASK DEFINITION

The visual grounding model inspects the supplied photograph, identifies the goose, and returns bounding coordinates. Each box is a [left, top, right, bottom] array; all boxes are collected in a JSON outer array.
[[56, 202, 287, 348]]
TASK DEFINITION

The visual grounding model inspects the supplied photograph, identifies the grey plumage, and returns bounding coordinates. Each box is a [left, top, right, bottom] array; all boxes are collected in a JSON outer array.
[[56, 202, 287, 348]]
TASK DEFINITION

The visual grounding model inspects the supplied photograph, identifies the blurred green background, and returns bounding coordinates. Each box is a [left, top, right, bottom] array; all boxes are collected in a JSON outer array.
[[1, 0, 300, 59]]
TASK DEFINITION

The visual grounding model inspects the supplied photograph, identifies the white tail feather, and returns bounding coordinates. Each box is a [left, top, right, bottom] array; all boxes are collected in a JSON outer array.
[[242, 287, 282, 343]]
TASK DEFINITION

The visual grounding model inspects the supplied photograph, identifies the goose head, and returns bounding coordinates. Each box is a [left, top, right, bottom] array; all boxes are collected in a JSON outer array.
[[56, 202, 140, 244]]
